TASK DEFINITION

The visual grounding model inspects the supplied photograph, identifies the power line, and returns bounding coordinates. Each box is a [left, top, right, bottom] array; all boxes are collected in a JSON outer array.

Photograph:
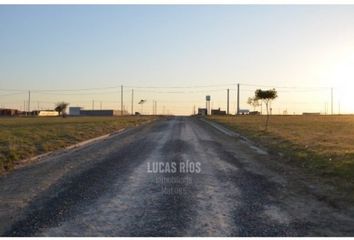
[[0, 82, 351, 114], [239, 83, 332, 90], [0, 82, 337, 94], [132, 88, 231, 94], [124, 83, 236, 89], [0, 92, 26, 97], [0, 83, 236, 92], [0, 89, 27, 92]]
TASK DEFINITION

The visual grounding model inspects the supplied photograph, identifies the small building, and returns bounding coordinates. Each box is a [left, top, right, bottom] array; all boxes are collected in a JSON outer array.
[[198, 108, 207, 116], [211, 108, 226, 115], [69, 107, 82, 116], [79, 109, 123, 116], [249, 111, 260, 115], [0, 108, 20, 116], [238, 109, 250, 115], [38, 110, 59, 117], [69, 107, 128, 116], [80, 110, 114, 116]]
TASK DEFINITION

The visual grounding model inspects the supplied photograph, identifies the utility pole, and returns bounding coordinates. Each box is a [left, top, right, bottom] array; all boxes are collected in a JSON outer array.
[[131, 89, 134, 115], [193, 105, 196, 115], [237, 83, 240, 115], [152, 100, 157, 115], [28, 91, 31, 113], [331, 87, 333, 115], [121, 85, 123, 116], [227, 88, 230, 115], [152, 101, 155, 115], [325, 102, 328, 115]]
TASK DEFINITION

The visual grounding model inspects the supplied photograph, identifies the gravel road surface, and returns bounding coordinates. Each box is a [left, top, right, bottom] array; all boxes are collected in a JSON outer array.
[[1, 117, 353, 236]]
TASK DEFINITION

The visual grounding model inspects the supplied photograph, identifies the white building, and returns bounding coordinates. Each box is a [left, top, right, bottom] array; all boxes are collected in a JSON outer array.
[[238, 109, 250, 115], [38, 110, 59, 117], [69, 107, 82, 116]]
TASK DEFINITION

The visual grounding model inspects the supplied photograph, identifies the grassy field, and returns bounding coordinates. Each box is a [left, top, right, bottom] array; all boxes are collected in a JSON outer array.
[[209, 115, 354, 198], [0, 116, 157, 172]]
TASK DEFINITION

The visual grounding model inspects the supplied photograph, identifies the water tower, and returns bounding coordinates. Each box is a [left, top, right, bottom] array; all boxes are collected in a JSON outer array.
[[206, 95, 211, 115]]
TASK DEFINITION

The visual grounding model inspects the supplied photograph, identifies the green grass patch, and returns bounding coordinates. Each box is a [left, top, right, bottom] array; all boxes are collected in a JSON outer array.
[[0, 116, 156, 172], [209, 115, 354, 199]]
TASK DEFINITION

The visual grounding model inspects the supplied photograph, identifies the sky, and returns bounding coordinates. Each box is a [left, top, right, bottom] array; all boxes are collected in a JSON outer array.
[[1, 5, 354, 115]]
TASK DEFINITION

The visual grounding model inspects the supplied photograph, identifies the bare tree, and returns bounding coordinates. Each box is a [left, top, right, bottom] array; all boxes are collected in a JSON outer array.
[[247, 97, 260, 111], [55, 102, 69, 118], [254, 89, 278, 130]]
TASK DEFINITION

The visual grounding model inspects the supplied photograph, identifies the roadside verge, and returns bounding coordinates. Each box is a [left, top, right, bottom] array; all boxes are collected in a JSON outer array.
[[203, 116, 354, 207], [0, 116, 157, 174]]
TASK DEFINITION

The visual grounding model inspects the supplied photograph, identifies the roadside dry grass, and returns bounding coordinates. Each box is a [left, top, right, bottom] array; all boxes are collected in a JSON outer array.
[[209, 115, 354, 199], [0, 116, 156, 172]]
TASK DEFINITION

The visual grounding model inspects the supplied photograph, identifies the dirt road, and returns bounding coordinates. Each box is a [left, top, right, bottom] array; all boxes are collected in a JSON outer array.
[[1, 117, 353, 236]]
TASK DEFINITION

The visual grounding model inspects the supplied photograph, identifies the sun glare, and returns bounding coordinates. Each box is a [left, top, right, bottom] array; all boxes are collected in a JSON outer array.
[[330, 53, 354, 113]]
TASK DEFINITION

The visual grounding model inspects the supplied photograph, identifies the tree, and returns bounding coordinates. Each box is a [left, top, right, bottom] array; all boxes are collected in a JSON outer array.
[[254, 89, 278, 130], [247, 97, 260, 111], [55, 102, 69, 118]]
